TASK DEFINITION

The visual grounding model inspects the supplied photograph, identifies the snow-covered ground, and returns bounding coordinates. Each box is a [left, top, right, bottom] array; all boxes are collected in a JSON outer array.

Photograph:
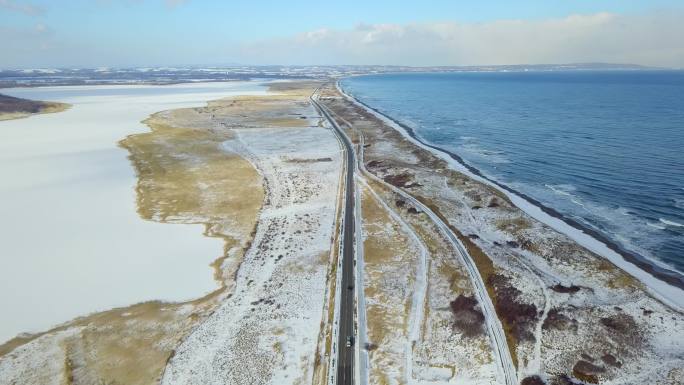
[[161, 114, 343, 384], [329, 83, 684, 384], [341, 83, 684, 311], [0, 82, 267, 344]]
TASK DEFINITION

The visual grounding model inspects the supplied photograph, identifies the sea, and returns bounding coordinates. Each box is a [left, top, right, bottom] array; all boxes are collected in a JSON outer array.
[[341, 71, 684, 278]]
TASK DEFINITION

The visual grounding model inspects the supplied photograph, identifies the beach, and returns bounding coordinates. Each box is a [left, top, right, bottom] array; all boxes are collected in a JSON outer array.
[[318, 81, 684, 384], [340, 72, 684, 294], [1, 77, 682, 385]]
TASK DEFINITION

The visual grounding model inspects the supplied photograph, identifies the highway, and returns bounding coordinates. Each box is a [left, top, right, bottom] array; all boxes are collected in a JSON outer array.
[[335, 83, 518, 385], [313, 83, 517, 385], [311, 91, 356, 385]]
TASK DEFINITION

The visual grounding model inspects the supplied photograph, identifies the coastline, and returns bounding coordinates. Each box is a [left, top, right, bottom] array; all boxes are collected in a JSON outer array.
[[1, 81, 343, 385], [0, 98, 71, 121], [337, 80, 684, 310], [0, 82, 269, 344]]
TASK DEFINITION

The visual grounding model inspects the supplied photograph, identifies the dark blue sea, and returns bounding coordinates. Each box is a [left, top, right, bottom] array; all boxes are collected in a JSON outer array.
[[341, 71, 684, 275]]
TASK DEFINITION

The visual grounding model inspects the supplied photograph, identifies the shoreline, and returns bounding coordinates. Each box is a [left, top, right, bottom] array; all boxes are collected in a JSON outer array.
[[1, 81, 341, 385], [337, 80, 684, 310], [0, 82, 268, 344], [0, 93, 71, 121]]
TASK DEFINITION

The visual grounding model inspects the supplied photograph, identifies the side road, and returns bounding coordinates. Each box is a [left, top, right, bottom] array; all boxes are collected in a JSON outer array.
[[316, 84, 518, 385]]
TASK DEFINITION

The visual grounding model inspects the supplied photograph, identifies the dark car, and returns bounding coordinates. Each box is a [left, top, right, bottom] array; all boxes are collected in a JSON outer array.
[[346, 335, 354, 347]]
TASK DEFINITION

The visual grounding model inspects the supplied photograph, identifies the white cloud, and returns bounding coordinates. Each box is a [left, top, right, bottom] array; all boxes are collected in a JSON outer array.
[[2, 10, 683, 69], [0, 0, 43, 15], [237, 12, 684, 68]]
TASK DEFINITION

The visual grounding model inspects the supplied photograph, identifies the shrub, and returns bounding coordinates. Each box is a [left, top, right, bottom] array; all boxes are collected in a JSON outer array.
[[450, 295, 485, 337]]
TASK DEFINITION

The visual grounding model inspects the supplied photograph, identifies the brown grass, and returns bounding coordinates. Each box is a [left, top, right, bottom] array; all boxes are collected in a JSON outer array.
[[413, 197, 520, 367], [496, 217, 532, 234], [120, 117, 264, 285], [361, 186, 417, 383], [1, 90, 269, 385], [0, 93, 71, 120], [0, 101, 71, 121]]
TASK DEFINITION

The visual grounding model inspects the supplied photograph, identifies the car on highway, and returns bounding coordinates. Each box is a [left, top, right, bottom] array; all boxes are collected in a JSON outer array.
[[346, 336, 354, 348]]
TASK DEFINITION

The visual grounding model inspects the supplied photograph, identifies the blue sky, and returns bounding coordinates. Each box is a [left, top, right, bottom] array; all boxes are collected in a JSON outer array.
[[1, 0, 683, 68]]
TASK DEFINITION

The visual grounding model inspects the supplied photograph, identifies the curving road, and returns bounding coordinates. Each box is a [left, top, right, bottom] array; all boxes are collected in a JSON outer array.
[[318, 83, 518, 385]]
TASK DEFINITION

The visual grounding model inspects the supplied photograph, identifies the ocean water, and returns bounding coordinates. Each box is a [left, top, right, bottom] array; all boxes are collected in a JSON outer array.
[[341, 71, 684, 276]]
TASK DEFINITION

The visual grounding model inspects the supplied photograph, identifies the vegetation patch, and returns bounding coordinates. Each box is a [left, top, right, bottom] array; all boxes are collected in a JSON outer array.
[[599, 313, 636, 334], [542, 308, 577, 331], [550, 284, 581, 294], [383, 172, 423, 188], [521, 375, 546, 385], [0, 93, 70, 120], [450, 295, 485, 337], [487, 274, 538, 343], [547, 375, 584, 385], [601, 353, 622, 368], [572, 360, 605, 384]]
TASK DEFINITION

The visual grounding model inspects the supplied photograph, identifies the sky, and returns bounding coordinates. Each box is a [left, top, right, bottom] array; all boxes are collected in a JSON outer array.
[[1, 0, 684, 68]]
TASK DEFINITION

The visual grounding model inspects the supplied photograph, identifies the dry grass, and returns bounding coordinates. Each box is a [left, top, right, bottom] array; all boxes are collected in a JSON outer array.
[[0, 101, 71, 121], [120, 116, 264, 285], [1, 90, 270, 385], [593, 259, 642, 290], [142, 82, 319, 133], [267, 81, 322, 96], [361, 185, 418, 383], [412, 196, 520, 367], [312, 151, 346, 385], [0, 297, 223, 385], [320, 82, 684, 384], [496, 217, 533, 234]]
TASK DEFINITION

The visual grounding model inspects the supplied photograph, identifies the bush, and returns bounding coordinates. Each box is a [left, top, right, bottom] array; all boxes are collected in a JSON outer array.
[[450, 295, 485, 337]]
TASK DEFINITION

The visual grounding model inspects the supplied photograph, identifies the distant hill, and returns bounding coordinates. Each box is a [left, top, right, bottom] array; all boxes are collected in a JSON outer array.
[[0, 63, 671, 88]]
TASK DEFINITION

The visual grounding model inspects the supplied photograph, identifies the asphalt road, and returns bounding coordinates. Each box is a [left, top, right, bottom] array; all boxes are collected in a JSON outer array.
[[311, 92, 356, 385], [337, 83, 518, 385], [314, 84, 515, 385]]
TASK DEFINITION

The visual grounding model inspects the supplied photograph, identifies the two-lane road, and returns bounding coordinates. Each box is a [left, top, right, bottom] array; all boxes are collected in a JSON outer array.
[[335, 83, 517, 385], [311, 92, 356, 385]]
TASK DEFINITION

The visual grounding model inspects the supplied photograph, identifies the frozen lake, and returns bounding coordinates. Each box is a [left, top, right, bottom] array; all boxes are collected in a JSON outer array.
[[0, 82, 267, 344]]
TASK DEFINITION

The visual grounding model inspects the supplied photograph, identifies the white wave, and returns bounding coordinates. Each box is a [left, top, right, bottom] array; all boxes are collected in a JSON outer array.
[[458, 142, 510, 164], [674, 198, 684, 209], [660, 218, 684, 227], [516, 182, 675, 268], [647, 222, 667, 230], [544, 183, 576, 196], [544, 183, 592, 211], [340, 82, 684, 310]]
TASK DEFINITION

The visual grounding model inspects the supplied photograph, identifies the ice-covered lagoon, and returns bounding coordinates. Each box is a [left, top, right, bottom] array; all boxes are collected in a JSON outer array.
[[0, 82, 267, 344]]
